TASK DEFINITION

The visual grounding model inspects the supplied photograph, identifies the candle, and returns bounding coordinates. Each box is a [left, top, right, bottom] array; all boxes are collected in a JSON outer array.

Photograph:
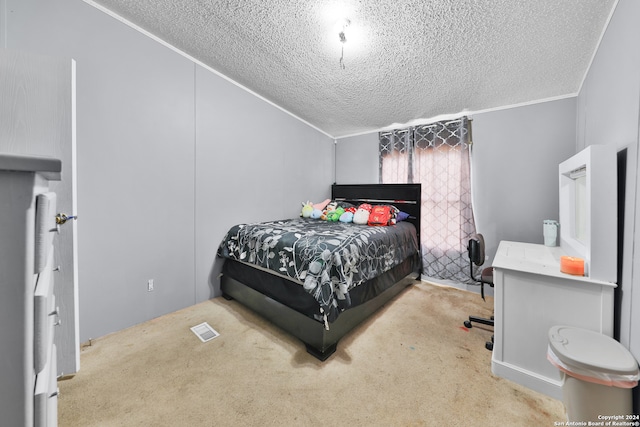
[[560, 256, 585, 276]]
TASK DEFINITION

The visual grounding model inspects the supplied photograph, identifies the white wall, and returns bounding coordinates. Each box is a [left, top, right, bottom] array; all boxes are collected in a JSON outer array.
[[3, 0, 334, 342], [577, 0, 640, 408]]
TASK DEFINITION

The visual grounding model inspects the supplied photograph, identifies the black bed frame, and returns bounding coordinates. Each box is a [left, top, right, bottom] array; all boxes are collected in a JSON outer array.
[[221, 183, 422, 361]]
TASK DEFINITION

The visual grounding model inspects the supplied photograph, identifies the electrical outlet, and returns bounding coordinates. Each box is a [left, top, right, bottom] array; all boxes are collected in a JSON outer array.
[[147, 279, 154, 291]]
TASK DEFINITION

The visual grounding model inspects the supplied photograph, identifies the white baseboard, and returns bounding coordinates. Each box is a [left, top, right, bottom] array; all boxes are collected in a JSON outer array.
[[492, 358, 564, 400]]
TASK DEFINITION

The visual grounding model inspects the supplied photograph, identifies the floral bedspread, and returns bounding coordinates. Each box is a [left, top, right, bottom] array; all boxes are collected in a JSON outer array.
[[217, 218, 419, 323]]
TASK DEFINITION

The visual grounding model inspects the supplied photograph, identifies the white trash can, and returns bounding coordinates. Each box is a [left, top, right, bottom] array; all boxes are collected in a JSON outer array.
[[547, 325, 639, 422]]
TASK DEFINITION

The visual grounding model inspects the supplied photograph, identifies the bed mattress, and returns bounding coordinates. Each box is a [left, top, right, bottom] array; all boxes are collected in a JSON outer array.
[[217, 218, 419, 323], [222, 254, 420, 322]]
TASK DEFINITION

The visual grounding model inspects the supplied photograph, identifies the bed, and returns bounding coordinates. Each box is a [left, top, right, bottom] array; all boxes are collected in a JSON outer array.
[[217, 183, 422, 360]]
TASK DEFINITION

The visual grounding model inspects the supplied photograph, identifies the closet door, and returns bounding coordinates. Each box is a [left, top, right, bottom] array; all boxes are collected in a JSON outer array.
[[0, 49, 79, 375]]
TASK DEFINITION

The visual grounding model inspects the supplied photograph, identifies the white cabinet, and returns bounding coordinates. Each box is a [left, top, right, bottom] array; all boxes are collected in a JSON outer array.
[[0, 154, 62, 426], [491, 241, 616, 400]]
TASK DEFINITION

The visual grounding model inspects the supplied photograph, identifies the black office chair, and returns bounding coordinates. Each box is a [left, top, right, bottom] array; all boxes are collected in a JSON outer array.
[[463, 234, 494, 351]]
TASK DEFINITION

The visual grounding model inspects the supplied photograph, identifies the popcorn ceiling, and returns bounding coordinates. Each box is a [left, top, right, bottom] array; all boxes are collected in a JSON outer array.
[[89, 0, 616, 138]]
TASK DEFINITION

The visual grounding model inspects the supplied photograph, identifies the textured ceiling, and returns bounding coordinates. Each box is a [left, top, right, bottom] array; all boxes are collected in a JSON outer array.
[[87, 0, 617, 138]]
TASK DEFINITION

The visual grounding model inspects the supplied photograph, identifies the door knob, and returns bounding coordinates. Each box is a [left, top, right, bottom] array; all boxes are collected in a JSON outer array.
[[55, 213, 77, 225]]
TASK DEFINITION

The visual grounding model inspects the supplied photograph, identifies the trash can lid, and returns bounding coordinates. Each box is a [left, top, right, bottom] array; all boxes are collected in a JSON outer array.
[[548, 325, 639, 376]]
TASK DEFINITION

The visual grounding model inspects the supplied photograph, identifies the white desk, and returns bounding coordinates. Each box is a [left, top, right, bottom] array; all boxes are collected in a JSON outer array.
[[491, 241, 616, 399]]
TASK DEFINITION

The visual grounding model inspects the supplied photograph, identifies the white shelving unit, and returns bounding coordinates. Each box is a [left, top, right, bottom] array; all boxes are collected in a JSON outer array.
[[491, 145, 618, 399]]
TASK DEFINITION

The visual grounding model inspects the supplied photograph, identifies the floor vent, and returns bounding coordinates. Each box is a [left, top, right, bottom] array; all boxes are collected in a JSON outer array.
[[190, 322, 220, 342]]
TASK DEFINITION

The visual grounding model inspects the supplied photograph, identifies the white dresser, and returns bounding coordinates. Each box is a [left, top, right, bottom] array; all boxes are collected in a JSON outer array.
[[491, 240, 616, 400], [0, 154, 62, 426]]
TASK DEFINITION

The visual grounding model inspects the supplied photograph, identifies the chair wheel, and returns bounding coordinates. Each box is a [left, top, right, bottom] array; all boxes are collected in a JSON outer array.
[[464, 320, 472, 328], [485, 341, 493, 351]]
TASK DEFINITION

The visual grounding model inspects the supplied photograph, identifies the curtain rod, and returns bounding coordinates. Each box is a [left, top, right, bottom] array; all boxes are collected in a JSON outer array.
[[379, 116, 469, 137]]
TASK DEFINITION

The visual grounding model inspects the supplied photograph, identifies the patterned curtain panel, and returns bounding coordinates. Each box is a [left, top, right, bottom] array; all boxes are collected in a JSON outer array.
[[379, 117, 477, 284], [379, 129, 413, 183]]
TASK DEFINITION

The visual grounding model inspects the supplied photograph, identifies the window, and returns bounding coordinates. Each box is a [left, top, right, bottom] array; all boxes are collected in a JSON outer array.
[[379, 117, 476, 283]]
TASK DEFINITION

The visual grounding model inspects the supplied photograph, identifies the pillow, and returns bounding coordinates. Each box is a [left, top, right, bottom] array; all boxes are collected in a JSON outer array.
[[397, 211, 410, 222]]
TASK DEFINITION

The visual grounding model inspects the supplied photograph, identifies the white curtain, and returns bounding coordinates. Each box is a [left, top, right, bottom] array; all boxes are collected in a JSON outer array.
[[379, 117, 476, 283]]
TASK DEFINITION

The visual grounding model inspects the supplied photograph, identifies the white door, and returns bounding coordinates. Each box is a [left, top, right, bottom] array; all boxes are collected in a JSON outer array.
[[0, 49, 79, 375]]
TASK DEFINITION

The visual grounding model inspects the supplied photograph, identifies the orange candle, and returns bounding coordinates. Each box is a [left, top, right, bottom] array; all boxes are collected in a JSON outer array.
[[560, 256, 585, 276]]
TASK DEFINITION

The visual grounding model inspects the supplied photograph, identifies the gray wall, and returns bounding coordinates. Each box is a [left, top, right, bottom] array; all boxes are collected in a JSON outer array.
[[3, 0, 334, 342], [194, 64, 334, 303], [335, 133, 379, 184], [576, 0, 640, 387], [471, 99, 577, 262], [336, 98, 577, 269]]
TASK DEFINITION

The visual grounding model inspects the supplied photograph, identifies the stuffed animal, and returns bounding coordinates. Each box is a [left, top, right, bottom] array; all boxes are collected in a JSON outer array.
[[313, 199, 331, 211], [339, 211, 354, 223], [311, 208, 323, 219], [339, 206, 357, 223], [320, 201, 338, 220], [302, 199, 331, 219], [301, 201, 313, 218], [353, 203, 373, 225], [368, 205, 393, 226], [327, 207, 345, 222]]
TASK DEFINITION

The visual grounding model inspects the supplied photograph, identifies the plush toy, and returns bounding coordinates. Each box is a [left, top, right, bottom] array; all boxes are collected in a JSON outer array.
[[320, 201, 338, 220], [353, 203, 373, 225], [368, 205, 393, 226], [301, 201, 313, 218], [313, 199, 331, 211], [339, 206, 357, 223], [339, 212, 354, 223], [327, 207, 345, 222], [302, 199, 331, 219]]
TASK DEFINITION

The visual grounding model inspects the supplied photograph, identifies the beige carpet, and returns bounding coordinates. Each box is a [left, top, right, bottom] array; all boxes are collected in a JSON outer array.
[[58, 281, 566, 426]]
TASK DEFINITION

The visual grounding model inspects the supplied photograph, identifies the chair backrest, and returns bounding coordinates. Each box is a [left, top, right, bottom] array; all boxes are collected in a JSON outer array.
[[468, 234, 486, 267]]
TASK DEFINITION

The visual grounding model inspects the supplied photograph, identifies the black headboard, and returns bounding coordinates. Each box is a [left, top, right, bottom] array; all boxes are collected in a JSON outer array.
[[331, 183, 422, 242]]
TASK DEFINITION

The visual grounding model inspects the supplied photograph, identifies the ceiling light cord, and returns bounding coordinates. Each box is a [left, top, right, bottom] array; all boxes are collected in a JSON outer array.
[[338, 19, 350, 70]]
